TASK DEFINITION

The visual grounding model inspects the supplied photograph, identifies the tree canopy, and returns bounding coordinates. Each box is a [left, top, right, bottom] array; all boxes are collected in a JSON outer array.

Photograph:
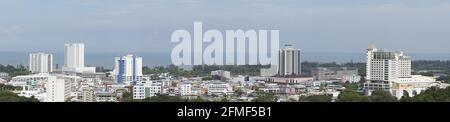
[[299, 94, 333, 102]]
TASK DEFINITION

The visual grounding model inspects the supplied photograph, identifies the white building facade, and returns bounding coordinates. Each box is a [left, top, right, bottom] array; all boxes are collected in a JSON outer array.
[[113, 54, 143, 85], [62, 43, 95, 73], [391, 75, 437, 99], [45, 76, 71, 102], [364, 45, 436, 98], [206, 81, 232, 95], [29, 52, 53, 73], [179, 82, 199, 96], [133, 81, 162, 100]]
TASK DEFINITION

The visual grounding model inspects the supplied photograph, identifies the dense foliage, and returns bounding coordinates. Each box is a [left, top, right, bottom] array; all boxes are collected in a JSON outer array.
[[143, 65, 196, 77], [412, 60, 450, 71], [0, 64, 30, 78], [335, 86, 450, 102], [0, 84, 38, 102], [298, 94, 333, 102], [251, 91, 278, 102], [336, 90, 370, 102], [0, 84, 22, 91], [335, 90, 397, 102], [0, 91, 39, 102], [405, 87, 450, 102]]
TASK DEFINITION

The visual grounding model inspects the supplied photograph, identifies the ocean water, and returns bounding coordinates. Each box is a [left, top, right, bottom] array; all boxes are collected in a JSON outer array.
[[0, 52, 172, 69], [1, 52, 450, 69]]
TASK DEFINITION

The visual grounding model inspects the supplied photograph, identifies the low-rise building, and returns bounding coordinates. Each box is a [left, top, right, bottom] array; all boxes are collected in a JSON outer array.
[[8, 73, 52, 87], [0, 72, 9, 80], [18, 90, 46, 101], [78, 72, 107, 80], [205, 80, 233, 95], [95, 89, 117, 102], [133, 81, 162, 99], [211, 70, 231, 81], [312, 67, 360, 81], [342, 74, 361, 83], [391, 75, 437, 99], [260, 83, 280, 94], [179, 82, 198, 96], [267, 76, 314, 84]]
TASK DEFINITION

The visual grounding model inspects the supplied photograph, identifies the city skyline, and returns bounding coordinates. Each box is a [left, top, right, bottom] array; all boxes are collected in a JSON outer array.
[[1, 1, 450, 120], [1, 0, 450, 53]]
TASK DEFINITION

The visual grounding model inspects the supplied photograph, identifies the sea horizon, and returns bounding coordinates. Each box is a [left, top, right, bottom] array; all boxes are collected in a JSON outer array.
[[1, 51, 450, 69]]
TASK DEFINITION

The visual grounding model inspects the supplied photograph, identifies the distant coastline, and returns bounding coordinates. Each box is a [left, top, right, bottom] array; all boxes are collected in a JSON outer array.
[[1, 51, 450, 68]]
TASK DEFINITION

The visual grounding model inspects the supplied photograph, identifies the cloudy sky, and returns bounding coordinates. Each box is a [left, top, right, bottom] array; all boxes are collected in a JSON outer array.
[[1, 0, 450, 54]]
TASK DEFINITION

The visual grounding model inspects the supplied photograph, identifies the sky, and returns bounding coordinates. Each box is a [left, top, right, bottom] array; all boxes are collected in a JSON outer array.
[[1, 0, 450, 54]]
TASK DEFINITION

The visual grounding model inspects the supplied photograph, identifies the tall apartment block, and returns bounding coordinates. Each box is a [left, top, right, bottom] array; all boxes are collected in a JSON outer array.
[[29, 52, 53, 73], [113, 54, 143, 85], [62, 43, 95, 73], [278, 45, 302, 76]]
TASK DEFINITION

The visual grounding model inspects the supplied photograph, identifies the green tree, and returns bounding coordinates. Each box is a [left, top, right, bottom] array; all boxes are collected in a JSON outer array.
[[0, 64, 30, 77], [342, 82, 360, 91], [251, 91, 277, 102], [121, 91, 136, 102], [0, 90, 39, 102], [368, 90, 398, 102], [234, 88, 244, 97], [219, 98, 230, 102], [400, 90, 414, 102], [336, 90, 370, 102], [141, 94, 186, 102], [201, 76, 213, 81], [410, 87, 450, 102], [191, 97, 208, 102], [298, 94, 332, 102]]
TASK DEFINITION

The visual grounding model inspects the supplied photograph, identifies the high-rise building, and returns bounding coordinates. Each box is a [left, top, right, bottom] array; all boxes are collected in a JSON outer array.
[[364, 45, 435, 98], [62, 43, 95, 73], [364, 45, 411, 93], [278, 45, 301, 76], [29, 52, 53, 73], [365, 45, 411, 82], [45, 76, 70, 102], [114, 54, 143, 85]]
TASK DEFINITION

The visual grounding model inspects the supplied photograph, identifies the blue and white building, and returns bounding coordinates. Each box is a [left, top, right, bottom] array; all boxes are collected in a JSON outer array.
[[113, 54, 143, 85]]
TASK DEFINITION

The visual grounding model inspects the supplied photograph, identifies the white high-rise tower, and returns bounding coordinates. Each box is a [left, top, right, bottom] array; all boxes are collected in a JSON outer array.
[[364, 45, 412, 94], [29, 52, 53, 73], [64, 43, 84, 68], [278, 45, 302, 76], [62, 43, 95, 73]]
